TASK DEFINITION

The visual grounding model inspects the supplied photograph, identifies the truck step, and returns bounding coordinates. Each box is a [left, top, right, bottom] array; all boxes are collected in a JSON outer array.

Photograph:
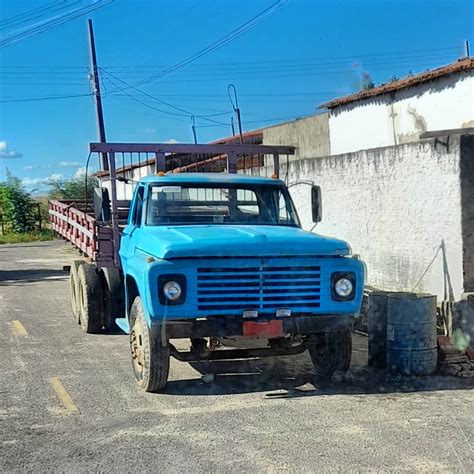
[[115, 318, 130, 334]]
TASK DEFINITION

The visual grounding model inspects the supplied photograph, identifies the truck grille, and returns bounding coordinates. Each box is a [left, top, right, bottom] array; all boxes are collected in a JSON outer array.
[[197, 265, 321, 312]]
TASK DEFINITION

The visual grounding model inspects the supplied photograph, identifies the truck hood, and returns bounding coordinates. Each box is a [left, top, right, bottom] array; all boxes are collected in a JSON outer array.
[[138, 225, 351, 259]]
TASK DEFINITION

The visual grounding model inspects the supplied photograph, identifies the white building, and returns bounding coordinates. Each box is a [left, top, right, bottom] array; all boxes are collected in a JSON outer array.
[[321, 58, 474, 155]]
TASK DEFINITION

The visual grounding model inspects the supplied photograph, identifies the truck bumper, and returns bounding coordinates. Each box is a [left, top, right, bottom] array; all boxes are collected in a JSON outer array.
[[152, 314, 354, 339]]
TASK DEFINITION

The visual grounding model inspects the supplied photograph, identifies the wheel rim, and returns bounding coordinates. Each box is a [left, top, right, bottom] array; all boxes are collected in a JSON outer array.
[[131, 317, 145, 380]]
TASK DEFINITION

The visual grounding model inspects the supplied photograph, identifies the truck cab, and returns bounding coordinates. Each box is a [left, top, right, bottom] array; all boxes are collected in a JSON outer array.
[[119, 173, 365, 392]]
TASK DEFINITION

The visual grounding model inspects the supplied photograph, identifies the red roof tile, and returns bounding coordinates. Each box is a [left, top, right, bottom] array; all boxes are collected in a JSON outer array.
[[320, 58, 474, 109]]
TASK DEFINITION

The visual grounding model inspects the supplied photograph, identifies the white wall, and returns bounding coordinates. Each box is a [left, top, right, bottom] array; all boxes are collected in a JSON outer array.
[[101, 163, 154, 201], [284, 137, 464, 300], [329, 71, 474, 155]]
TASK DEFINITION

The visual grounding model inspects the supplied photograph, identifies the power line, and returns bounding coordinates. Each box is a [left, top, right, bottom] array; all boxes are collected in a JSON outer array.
[[0, 51, 457, 81], [109, 0, 289, 93], [0, 1, 113, 48], [0, 92, 92, 103], [0, 1, 67, 29], [100, 68, 231, 125]]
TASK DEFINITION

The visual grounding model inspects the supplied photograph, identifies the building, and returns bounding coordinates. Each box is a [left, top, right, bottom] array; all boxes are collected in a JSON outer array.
[[263, 58, 474, 157]]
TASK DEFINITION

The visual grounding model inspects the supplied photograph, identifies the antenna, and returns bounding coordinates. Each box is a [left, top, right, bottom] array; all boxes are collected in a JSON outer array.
[[228, 84, 243, 144], [464, 40, 470, 57]]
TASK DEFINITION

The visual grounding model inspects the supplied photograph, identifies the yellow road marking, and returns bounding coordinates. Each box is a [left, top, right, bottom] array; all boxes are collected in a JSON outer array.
[[10, 320, 28, 336], [50, 377, 78, 414]]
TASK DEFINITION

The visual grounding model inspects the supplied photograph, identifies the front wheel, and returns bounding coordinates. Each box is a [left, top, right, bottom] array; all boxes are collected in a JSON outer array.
[[307, 329, 352, 379], [129, 297, 170, 392]]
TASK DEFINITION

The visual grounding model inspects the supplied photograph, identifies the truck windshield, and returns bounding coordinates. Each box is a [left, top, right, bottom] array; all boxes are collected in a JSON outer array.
[[145, 183, 300, 227]]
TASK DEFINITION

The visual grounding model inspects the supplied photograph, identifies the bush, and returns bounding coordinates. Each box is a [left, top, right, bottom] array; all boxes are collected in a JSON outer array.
[[0, 229, 55, 245], [48, 175, 98, 201], [0, 172, 37, 233]]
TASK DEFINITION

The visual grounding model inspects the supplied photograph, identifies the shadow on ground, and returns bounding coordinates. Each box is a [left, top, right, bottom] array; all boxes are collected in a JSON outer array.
[[164, 336, 474, 397], [0, 268, 68, 285]]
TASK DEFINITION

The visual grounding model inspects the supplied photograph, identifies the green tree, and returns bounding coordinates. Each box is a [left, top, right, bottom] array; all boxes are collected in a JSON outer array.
[[47, 174, 98, 200], [0, 170, 37, 233]]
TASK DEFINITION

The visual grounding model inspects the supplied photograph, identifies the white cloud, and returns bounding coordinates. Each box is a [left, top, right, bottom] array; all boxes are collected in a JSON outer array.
[[21, 177, 44, 187], [21, 172, 64, 189], [164, 138, 179, 144], [0, 140, 22, 159], [23, 165, 34, 171], [74, 167, 86, 178], [59, 161, 80, 167]]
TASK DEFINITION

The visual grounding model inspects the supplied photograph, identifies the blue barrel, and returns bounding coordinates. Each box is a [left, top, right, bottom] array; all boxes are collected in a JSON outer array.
[[387, 293, 437, 375]]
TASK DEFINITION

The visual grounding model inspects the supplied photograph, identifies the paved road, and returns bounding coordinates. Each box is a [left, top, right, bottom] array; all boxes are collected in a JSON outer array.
[[1, 241, 473, 473]]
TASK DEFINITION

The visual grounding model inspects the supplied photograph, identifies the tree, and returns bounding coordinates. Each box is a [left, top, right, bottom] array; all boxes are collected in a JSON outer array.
[[0, 170, 37, 233], [47, 174, 98, 201]]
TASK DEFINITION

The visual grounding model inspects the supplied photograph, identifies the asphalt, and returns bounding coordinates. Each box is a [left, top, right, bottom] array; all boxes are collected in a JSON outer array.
[[1, 240, 473, 473]]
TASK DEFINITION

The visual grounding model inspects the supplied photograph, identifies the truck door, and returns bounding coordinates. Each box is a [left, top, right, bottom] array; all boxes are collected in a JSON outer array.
[[119, 185, 145, 267]]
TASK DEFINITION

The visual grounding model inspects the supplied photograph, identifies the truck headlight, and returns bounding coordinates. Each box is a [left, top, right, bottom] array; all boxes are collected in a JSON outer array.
[[163, 281, 182, 301], [331, 272, 356, 301], [158, 274, 186, 305], [335, 278, 353, 297]]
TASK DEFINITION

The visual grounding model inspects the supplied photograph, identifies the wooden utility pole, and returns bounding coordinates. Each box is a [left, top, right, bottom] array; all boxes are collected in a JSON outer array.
[[88, 19, 108, 171]]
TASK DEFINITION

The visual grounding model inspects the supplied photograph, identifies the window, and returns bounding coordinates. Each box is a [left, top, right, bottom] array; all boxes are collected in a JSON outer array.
[[145, 183, 300, 227], [131, 186, 144, 226]]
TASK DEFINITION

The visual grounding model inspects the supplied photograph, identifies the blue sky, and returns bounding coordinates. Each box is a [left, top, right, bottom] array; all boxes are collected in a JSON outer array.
[[0, 0, 473, 191]]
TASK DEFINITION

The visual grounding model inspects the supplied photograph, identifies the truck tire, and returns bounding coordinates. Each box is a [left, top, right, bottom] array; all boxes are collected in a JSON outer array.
[[101, 268, 124, 331], [69, 260, 83, 324], [130, 296, 170, 392], [78, 263, 103, 334], [308, 329, 352, 379]]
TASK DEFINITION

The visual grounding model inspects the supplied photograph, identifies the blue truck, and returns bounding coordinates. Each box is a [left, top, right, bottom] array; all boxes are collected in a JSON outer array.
[[50, 142, 365, 392]]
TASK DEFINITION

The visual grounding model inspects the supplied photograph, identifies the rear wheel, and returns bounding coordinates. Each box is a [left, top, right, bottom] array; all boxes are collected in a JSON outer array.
[[78, 263, 103, 334], [101, 268, 124, 331], [130, 297, 170, 392], [308, 329, 352, 379], [69, 260, 83, 324]]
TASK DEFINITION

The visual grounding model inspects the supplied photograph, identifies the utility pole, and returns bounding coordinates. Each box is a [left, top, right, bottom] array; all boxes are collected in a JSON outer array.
[[88, 19, 108, 171], [228, 84, 243, 144], [191, 116, 198, 144], [464, 40, 470, 58]]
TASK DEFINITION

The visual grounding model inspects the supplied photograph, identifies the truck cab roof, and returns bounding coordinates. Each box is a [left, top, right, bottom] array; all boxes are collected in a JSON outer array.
[[138, 173, 285, 186]]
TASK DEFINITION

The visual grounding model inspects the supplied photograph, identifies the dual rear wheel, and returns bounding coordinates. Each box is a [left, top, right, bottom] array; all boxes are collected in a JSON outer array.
[[69, 261, 123, 334]]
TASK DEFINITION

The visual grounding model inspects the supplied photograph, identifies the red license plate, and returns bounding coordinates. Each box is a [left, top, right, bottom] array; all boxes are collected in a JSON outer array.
[[243, 320, 283, 338]]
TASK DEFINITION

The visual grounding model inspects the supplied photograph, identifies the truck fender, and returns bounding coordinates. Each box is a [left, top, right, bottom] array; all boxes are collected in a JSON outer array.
[[123, 253, 154, 326]]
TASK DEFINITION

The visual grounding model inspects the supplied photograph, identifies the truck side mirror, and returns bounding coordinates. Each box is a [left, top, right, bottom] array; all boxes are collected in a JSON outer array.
[[311, 185, 322, 223]]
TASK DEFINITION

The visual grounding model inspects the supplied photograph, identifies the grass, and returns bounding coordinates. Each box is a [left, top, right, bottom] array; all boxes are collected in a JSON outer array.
[[0, 229, 56, 245]]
